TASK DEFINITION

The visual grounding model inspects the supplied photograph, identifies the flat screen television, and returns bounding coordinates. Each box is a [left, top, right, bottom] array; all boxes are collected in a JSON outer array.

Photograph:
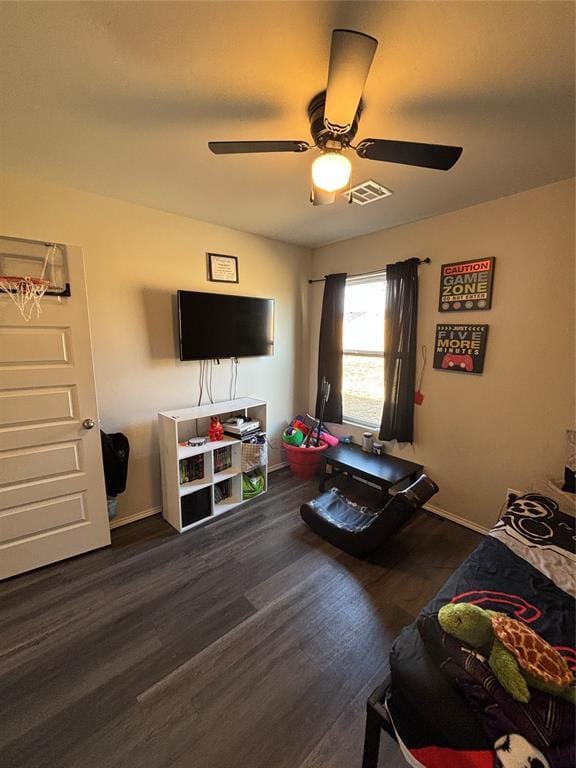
[[177, 291, 274, 360]]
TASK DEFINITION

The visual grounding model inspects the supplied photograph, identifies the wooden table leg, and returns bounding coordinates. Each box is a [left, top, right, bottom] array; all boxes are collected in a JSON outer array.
[[319, 456, 328, 492], [361, 703, 382, 768]]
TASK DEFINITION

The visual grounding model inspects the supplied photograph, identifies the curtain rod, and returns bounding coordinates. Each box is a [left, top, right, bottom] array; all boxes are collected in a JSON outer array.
[[307, 257, 431, 284]]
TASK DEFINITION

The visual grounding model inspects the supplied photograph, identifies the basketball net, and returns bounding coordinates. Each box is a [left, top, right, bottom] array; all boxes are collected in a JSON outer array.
[[0, 244, 55, 322]]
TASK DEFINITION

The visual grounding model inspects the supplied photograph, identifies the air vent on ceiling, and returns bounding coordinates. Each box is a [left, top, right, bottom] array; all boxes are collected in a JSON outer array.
[[344, 180, 393, 205]]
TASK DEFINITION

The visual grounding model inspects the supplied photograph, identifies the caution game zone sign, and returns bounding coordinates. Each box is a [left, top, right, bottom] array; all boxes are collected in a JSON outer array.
[[438, 257, 495, 312]]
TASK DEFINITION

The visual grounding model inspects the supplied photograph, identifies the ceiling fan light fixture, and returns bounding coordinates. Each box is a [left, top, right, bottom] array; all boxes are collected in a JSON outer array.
[[207, 29, 463, 203], [311, 151, 352, 192]]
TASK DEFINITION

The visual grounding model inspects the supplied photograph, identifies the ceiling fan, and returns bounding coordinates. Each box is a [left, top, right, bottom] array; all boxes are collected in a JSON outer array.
[[208, 29, 463, 206]]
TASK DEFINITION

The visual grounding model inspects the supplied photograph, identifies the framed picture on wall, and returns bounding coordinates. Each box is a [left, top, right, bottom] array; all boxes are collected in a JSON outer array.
[[439, 257, 495, 312], [207, 253, 239, 283], [433, 324, 489, 374]]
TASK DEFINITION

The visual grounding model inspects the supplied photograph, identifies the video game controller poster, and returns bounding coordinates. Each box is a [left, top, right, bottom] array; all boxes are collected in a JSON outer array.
[[439, 257, 495, 312], [433, 324, 489, 374]]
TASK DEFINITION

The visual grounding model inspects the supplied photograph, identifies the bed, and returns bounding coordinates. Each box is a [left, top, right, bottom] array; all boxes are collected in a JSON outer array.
[[363, 493, 575, 768]]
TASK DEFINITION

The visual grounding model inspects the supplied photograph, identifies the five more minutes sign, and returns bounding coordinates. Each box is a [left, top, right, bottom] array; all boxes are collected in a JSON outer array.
[[433, 324, 489, 374]]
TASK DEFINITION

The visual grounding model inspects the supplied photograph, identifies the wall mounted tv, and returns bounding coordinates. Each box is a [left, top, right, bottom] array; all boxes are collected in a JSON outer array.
[[177, 291, 275, 361]]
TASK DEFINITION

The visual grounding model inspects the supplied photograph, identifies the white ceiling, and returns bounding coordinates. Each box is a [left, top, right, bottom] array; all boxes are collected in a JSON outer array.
[[1, 1, 574, 248]]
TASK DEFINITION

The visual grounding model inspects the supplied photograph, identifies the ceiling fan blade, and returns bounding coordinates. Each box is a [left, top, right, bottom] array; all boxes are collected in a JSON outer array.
[[356, 139, 463, 170], [208, 140, 309, 154], [310, 185, 335, 206], [324, 29, 378, 132]]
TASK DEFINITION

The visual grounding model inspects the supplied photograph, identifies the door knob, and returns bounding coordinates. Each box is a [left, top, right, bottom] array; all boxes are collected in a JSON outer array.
[[83, 418, 96, 430]]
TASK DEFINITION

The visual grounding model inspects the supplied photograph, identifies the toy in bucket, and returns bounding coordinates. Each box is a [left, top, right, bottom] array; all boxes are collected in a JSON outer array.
[[291, 417, 338, 448], [282, 426, 304, 446], [314, 377, 331, 445], [282, 378, 336, 479]]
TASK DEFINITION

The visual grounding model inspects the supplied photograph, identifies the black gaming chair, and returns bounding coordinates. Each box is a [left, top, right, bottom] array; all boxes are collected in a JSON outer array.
[[300, 474, 439, 557]]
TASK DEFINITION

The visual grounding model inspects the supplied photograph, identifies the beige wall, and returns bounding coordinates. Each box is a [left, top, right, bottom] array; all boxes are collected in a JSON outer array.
[[0, 173, 310, 524], [2, 173, 574, 533], [309, 179, 575, 531]]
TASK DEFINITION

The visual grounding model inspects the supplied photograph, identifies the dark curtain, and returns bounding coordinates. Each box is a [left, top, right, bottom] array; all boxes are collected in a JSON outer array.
[[379, 258, 419, 443], [315, 273, 347, 423]]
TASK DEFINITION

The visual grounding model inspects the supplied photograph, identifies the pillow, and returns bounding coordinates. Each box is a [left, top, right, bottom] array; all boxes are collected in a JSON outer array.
[[530, 477, 576, 518], [491, 493, 575, 595]]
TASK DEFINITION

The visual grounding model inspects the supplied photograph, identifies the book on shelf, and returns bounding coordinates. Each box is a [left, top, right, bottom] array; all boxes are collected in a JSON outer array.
[[180, 454, 204, 484], [214, 479, 231, 503], [214, 445, 232, 473]]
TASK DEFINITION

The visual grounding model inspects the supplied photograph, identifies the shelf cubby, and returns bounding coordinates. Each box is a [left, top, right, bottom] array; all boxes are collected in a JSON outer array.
[[179, 480, 212, 497], [179, 453, 207, 483], [181, 486, 212, 529], [214, 474, 242, 515], [241, 467, 267, 501]]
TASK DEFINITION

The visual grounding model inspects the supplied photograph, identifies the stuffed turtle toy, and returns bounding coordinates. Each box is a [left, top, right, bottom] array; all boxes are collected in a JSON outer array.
[[438, 602, 575, 705]]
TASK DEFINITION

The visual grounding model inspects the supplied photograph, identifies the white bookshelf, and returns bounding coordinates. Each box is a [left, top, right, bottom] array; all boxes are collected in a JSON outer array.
[[158, 397, 267, 533]]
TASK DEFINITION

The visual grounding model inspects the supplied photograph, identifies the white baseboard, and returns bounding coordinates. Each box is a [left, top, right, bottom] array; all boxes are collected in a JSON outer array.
[[268, 461, 289, 472], [423, 502, 489, 535], [109, 505, 162, 529], [269, 464, 489, 535], [109, 466, 290, 530], [109, 482, 488, 538]]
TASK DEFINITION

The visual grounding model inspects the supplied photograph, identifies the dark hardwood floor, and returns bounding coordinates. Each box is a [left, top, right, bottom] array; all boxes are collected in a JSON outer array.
[[0, 469, 482, 768]]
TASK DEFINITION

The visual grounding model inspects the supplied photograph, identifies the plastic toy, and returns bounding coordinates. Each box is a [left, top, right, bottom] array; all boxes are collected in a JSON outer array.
[[438, 602, 575, 704], [315, 377, 331, 445], [292, 418, 339, 447], [282, 427, 304, 447], [208, 416, 224, 442]]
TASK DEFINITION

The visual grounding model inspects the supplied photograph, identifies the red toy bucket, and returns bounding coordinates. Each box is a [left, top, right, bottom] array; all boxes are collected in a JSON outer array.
[[284, 442, 328, 480]]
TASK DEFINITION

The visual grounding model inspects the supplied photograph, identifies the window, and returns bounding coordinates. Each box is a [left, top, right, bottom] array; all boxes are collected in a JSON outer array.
[[342, 273, 386, 427]]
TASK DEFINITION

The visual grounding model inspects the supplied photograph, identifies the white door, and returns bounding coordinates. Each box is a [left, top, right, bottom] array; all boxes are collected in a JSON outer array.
[[0, 241, 110, 580]]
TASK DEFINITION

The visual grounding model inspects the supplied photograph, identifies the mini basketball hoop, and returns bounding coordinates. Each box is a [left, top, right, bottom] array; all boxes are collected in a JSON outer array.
[[0, 276, 50, 322], [0, 243, 56, 321]]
